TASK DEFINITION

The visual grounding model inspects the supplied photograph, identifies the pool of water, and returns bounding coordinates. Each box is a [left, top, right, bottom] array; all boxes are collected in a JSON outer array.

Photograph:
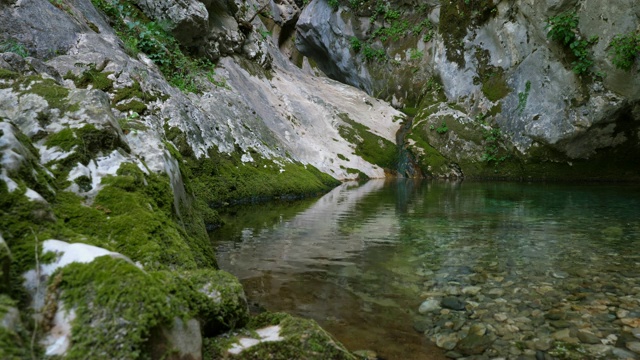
[[211, 180, 640, 359]]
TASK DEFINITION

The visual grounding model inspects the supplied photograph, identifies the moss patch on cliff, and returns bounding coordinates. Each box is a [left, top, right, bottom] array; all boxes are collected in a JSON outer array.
[[337, 113, 398, 172], [439, 0, 497, 67], [55, 163, 217, 270], [186, 147, 339, 207]]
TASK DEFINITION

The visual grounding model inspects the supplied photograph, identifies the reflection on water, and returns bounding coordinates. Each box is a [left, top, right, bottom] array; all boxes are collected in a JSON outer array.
[[211, 180, 640, 360]]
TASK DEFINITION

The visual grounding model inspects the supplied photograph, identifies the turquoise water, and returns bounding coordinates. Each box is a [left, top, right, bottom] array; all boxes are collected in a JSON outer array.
[[211, 180, 640, 359]]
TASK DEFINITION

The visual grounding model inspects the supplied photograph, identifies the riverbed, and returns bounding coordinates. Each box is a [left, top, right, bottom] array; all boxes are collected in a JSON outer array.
[[211, 180, 640, 359]]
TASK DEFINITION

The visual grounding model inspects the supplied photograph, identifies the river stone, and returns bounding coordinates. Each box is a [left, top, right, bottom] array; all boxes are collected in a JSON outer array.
[[633, 328, 640, 340], [462, 286, 482, 296], [627, 342, 640, 354], [419, 299, 441, 314], [412, 317, 433, 333], [435, 333, 459, 350], [577, 330, 602, 345], [441, 297, 466, 311], [456, 334, 494, 356], [494, 313, 508, 322], [612, 347, 639, 359], [550, 320, 571, 329], [468, 323, 487, 336]]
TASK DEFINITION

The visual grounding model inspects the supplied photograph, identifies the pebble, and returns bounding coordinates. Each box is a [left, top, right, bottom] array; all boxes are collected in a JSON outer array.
[[418, 299, 441, 314], [412, 242, 640, 359], [462, 286, 481, 296], [494, 313, 508, 322], [577, 330, 601, 344], [627, 342, 640, 354], [441, 297, 466, 311], [435, 333, 458, 350]]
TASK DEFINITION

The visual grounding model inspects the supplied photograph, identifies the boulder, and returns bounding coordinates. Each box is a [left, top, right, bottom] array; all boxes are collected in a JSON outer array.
[[132, 0, 209, 47], [214, 312, 357, 359]]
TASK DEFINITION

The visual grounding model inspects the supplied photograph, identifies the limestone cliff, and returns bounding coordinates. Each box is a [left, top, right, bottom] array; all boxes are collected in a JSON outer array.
[[296, 0, 640, 179], [1, 0, 640, 358]]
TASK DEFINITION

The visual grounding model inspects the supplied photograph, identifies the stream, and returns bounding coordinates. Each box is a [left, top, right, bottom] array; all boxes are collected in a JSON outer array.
[[210, 180, 640, 359]]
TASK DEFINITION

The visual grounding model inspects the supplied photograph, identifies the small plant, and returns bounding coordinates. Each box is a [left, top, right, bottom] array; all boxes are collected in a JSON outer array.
[[350, 37, 362, 52], [545, 11, 598, 75], [328, 0, 339, 10], [608, 32, 640, 71], [362, 44, 386, 62], [482, 127, 508, 164], [0, 39, 29, 57], [258, 29, 272, 40], [517, 80, 531, 114], [410, 48, 424, 60], [436, 122, 448, 134]]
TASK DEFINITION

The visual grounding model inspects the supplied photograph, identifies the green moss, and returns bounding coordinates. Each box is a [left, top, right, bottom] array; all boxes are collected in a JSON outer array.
[[185, 144, 339, 207], [115, 99, 147, 114], [0, 295, 29, 360], [439, 0, 496, 67], [55, 256, 181, 359], [45, 127, 77, 152], [482, 72, 509, 102], [209, 312, 356, 360], [64, 64, 113, 92], [175, 269, 249, 335], [15, 77, 70, 112], [406, 131, 448, 177], [337, 113, 398, 171], [55, 163, 216, 270], [112, 80, 156, 114], [0, 69, 19, 80]]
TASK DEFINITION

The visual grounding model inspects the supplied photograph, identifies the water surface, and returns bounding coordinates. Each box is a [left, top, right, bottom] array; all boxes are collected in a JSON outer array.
[[211, 180, 640, 359]]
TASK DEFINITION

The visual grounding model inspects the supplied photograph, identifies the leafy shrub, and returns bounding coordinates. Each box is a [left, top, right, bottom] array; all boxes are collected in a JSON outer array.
[[350, 37, 362, 52], [608, 32, 640, 71], [545, 11, 598, 75]]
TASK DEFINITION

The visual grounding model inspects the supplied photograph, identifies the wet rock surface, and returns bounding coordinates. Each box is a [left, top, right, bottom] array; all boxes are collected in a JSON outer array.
[[415, 255, 640, 359]]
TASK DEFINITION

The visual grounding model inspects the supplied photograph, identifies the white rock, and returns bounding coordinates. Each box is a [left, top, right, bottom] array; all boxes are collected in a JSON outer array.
[[228, 325, 284, 355], [419, 299, 441, 314]]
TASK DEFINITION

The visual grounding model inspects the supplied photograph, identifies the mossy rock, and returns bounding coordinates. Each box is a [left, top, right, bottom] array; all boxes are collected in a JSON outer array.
[[206, 312, 356, 359], [337, 113, 398, 172], [0, 295, 29, 360]]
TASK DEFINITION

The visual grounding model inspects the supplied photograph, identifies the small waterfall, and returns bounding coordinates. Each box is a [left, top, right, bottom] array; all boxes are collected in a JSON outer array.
[[395, 116, 423, 178]]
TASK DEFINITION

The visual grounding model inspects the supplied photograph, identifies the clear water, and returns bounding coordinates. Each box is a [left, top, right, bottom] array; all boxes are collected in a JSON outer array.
[[211, 180, 640, 359]]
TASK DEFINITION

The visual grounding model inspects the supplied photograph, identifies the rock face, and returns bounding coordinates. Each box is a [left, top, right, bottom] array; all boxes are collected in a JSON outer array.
[[296, 0, 640, 180]]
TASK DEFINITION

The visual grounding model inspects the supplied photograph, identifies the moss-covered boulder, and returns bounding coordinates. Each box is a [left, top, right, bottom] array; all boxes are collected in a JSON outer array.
[[207, 312, 357, 360]]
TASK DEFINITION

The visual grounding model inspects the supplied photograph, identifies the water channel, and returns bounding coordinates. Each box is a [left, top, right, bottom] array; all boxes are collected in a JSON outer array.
[[211, 180, 640, 359]]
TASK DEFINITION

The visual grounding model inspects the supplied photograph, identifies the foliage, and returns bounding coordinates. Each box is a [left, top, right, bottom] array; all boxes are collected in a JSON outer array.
[[545, 11, 598, 75], [608, 31, 640, 71], [90, 0, 220, 93], [517, 80, 531, 114], [328, 0, 339, 10], [410, 48, 424, 60], [362, 44, 386, 62], [482, 127, 508, 164], [349, 37, 362, 52], [0, 39, 29, 58], [435, 121, 448, 134]]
